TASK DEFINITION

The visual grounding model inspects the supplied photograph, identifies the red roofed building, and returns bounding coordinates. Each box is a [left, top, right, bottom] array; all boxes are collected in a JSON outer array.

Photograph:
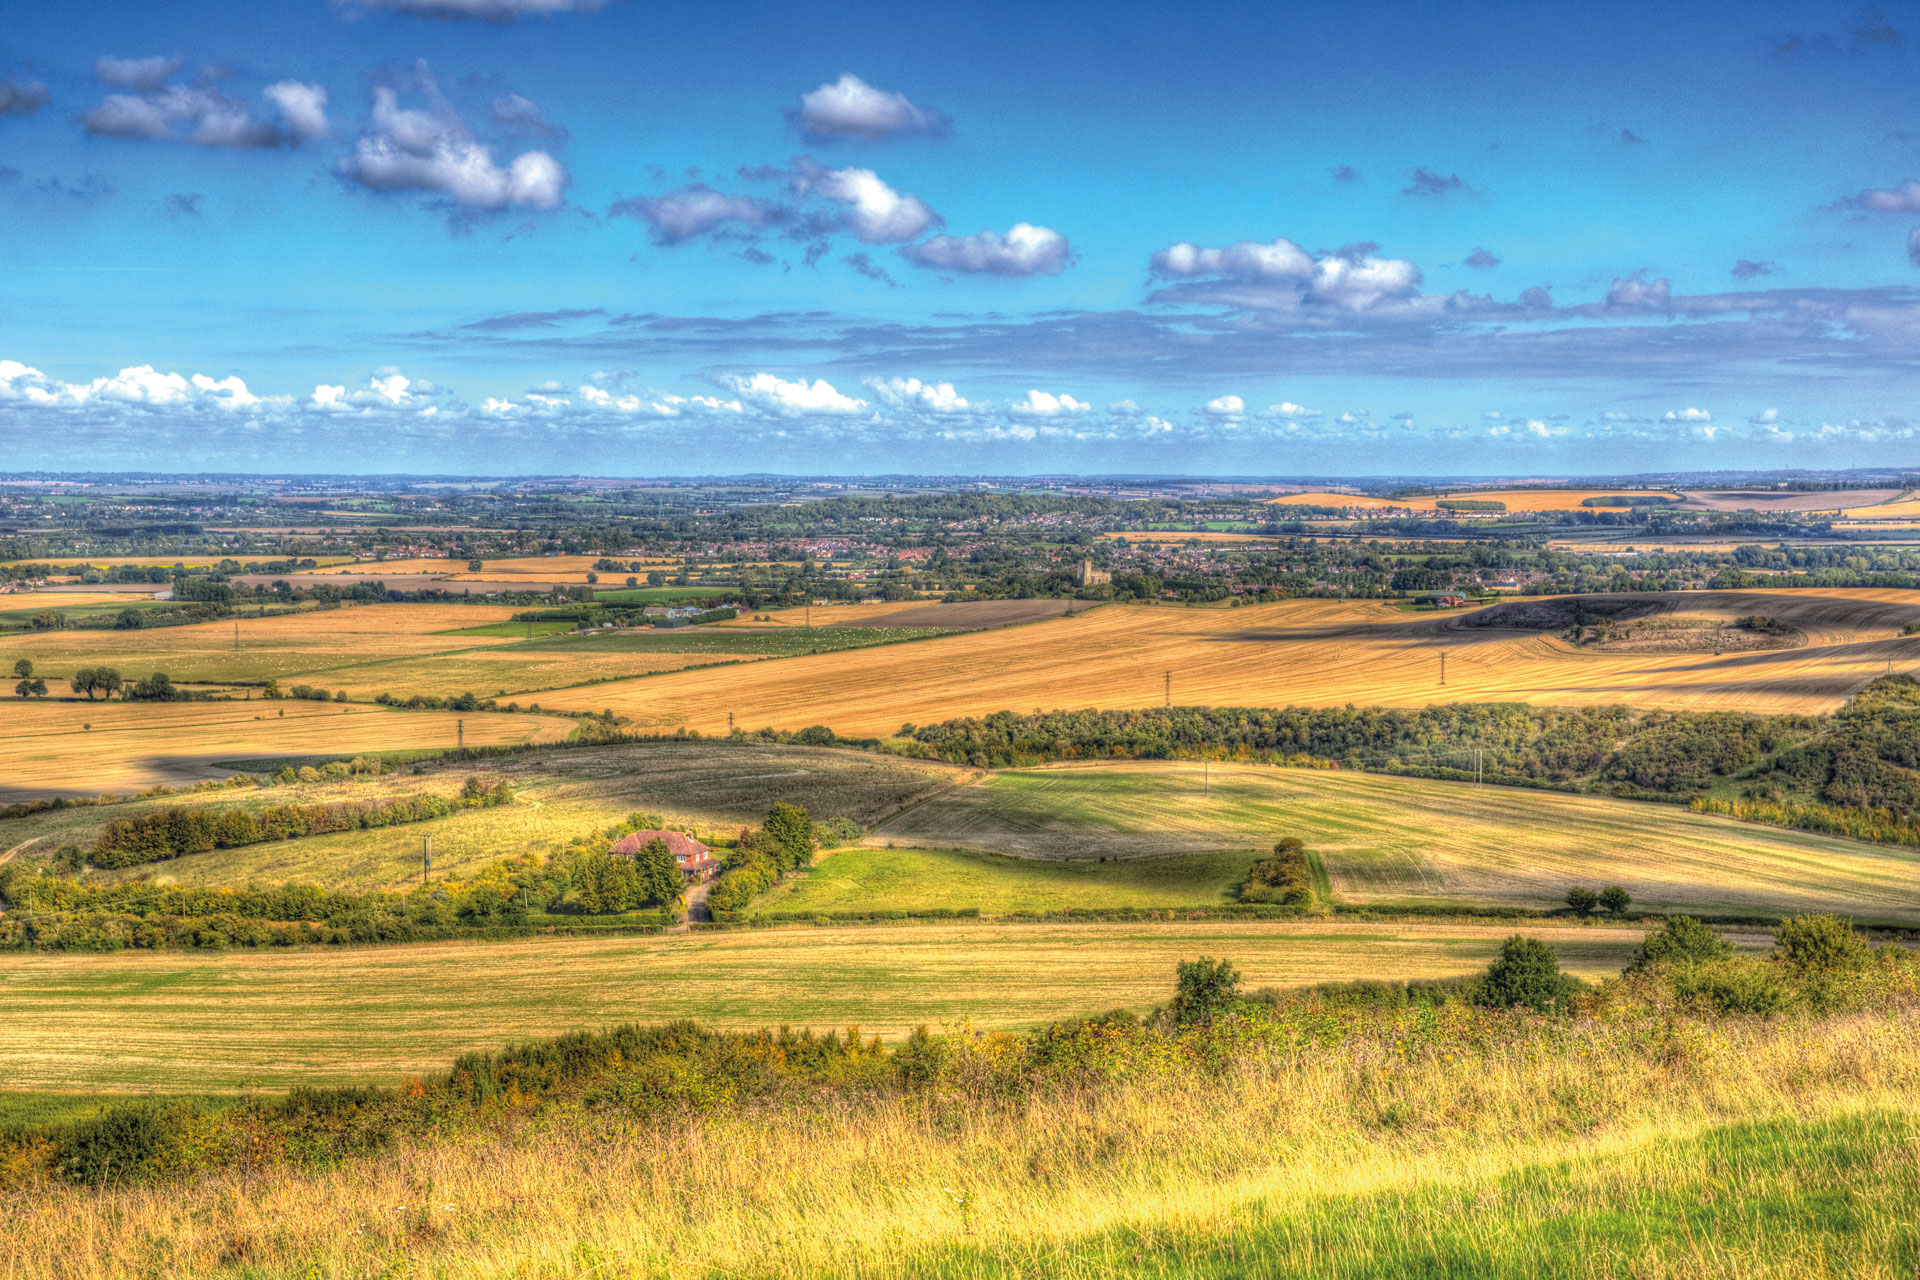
[[610, 830, 719, 881]]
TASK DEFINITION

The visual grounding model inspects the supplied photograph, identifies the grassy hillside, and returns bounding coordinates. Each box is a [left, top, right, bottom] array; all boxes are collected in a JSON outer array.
[[869, 763, 1920, 921], [0, 741, 966, 891], [760, 844, 1254, 914], [6, 949, 1918, 1280]]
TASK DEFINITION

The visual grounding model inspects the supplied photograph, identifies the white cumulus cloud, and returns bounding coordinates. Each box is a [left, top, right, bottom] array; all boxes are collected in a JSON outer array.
[[1006, 389, 1091, 418], [339, 73, 565, 210], [1663, 407, 1712, 423], [795, 73, 946, 140], [1149, 237, 1421, 310], [1204, 394, 1245, 420], [723, 372, 867, 416], [792, 162, 938, 243], [866, 376, 973, 414], [901, 223, 1072, 276]]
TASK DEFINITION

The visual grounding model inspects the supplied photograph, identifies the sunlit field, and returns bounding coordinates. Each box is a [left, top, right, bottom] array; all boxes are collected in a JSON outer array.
[[555, 590, 1920, 735]]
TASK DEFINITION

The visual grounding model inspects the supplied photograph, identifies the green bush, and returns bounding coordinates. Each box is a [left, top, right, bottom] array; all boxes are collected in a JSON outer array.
[[1474, 935, 1576, 1013], [1240, 837, 1313, 905], [1774, 913, 1871, 973], [1626, 915, 1734, 972], [1668, 958, 1794, 1015], [55, 1100, 228, 1185]]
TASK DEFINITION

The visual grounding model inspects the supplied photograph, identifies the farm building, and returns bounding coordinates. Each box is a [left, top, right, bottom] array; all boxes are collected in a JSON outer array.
[[610, 830, 720, 881]]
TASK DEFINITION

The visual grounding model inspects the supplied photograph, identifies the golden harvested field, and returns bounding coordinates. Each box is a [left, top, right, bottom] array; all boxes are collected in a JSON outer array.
[[0, 602, 527, 685], [0, 920, 1668, 1091], [0, 701, 573, 797], [1, 592, 163, 610], [1841, 497, 1920, 519], [873, 764, 1920, 921], [313, 648, 763, 701], [559, 590, 1920, 734]]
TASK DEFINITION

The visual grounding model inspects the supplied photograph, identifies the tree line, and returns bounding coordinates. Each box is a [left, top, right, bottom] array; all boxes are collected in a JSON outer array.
[[89, 775, 514, 869]]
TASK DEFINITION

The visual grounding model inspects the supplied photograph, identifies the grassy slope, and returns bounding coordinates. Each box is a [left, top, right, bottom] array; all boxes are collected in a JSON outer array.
[[871, 763, 1920, 922], [8, 1011, 1914, 1280], [0, 920, 1669, 1091], [21, 742, 967, 891], [762, 844, 1254, 913]]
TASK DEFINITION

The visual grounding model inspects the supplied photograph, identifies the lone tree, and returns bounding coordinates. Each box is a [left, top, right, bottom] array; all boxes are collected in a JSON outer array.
[[11, 658, 30, 679], [1170, 956, 1242, 1025], [1599, 886, 1632, 916], [1565, 886, 1599, 917], [1475, 935, 1576, 1013]]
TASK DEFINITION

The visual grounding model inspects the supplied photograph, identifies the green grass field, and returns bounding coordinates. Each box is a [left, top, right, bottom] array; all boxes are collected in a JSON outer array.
[[873, 763, 1920, 922], [762, 844, 1255, 914], [0, 919, 1671, 1091]]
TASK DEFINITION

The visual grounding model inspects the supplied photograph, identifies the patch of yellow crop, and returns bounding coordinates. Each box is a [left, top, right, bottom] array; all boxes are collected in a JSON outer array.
[[3, 602, 527, 684], [544, 589, 1920, 734], [0, 700, 573, 797]]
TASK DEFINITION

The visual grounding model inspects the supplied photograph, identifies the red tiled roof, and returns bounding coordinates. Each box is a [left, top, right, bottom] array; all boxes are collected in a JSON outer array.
[[609, 830, 711, 859]]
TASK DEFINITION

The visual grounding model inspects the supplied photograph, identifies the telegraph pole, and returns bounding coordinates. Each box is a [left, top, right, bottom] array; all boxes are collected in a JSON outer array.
[[728, 710, 735, 734], [234, 621, 239, 651], [1439, 652, 1447, 686], [1164, 671, 1171, 706], [423, 834, 432, 885], [457, 719, 464, 750]]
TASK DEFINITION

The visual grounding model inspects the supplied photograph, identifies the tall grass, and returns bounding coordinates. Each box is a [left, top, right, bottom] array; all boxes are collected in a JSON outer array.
[[7, 982, 1920, 1278]]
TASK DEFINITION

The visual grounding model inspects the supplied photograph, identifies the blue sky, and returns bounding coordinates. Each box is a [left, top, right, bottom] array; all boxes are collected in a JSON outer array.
[[3, 0, 1920, 475]]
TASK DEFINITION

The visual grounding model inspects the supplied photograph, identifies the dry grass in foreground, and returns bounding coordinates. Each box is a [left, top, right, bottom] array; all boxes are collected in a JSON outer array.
[[5, 1005, 1917, 1279]]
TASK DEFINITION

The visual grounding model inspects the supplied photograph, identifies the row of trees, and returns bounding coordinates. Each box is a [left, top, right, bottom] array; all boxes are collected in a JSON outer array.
[[90, 775, 514, 869]]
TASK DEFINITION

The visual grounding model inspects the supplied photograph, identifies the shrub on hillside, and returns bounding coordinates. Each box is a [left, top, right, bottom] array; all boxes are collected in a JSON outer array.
[[1239, 837, 1314, 905], [1626, 915, 1734, 972], [1774, 913, 1872, 974], [1474, 935, 1577, 1013]]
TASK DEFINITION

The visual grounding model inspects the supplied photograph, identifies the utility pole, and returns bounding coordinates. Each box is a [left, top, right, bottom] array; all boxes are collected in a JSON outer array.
[[728, 710, 735, 734], [457, 719, 464, 750], [1164, 671, 1171, 707], [423, 834, 432, 885], [1439, 652, 1447, 686], [234, 621, 239, 651]]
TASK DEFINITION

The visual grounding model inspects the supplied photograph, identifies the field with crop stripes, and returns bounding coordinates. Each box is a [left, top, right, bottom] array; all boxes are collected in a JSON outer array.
[[543, 590, 1920, 735], [866, 763, 1920, 921], [0, 919, 1669, 1091]]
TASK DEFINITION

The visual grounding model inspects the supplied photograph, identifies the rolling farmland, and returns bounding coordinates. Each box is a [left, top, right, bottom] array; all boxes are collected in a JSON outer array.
[[867, 763, 1920, 921], [0, 919, 1668, 1091], [46, 741, 968, 890], [558, 590, 1920, 735], [0, 701, 574, 798]]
